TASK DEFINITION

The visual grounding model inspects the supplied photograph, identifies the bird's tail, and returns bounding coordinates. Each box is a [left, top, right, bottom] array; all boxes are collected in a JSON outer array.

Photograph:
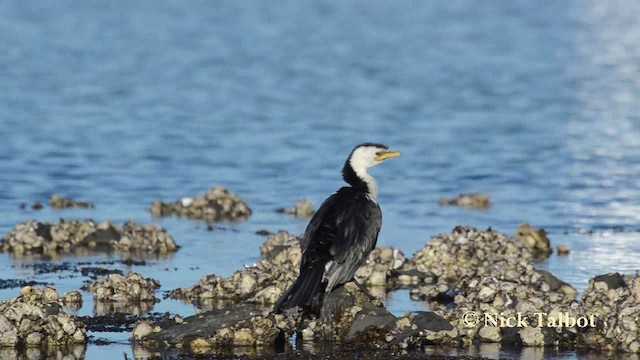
[[273, 266, 325, 313]]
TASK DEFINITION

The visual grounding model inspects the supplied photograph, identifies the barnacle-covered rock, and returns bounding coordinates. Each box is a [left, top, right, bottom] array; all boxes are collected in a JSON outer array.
[[580, 272, 640, 352], [150, 187, 252, 222], [171, 232, 409, 309], [133, 303, 285, 350], [514, 223, 552, 259], [0, 220, 178, 256], [411, 226, 533, 289], [276, 200, 316, 218], [84, 272, 160, 314], [438, 193, 491, 209], [408, 226, 579, 346], [0, 286, 86, 348], [61, 291, 83, 311], [355, 247, 408, 289], [48, 195, 94, 209]]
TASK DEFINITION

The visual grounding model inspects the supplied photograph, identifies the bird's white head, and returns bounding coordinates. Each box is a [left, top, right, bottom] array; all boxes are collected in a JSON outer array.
[[343, 143, 401, 200], [349, 143, 401, 172]]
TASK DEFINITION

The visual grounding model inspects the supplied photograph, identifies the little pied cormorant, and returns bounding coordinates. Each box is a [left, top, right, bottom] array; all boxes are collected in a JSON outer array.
[[274, 143, 401, 313]]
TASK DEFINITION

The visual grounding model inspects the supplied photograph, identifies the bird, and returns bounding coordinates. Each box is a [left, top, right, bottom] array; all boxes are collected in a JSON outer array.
[[273, 143, 401, 313]]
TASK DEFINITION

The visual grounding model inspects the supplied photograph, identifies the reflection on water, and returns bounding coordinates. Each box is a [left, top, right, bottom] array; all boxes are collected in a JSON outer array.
[[93, 300, 155, 316], [0, 344, 86, 360]]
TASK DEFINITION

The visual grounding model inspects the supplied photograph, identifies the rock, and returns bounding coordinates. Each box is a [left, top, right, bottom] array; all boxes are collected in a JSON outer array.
[[171, 231, 408, 310], [592, 273, 626, 291], [514, 223, 552, 259], [62, 291, 83, 310], [133, 321, 155, 341], [438, 193, 491, 209], [557, 244, 570, 255], [48, 195, 94, 209], [150, 187, 252, 222], [519, 327, 543, 346], [276, 200, 316, 218], [0, 220, 178, 256], [388, 311, 458, 348], [84, 272, 160, 306], [478, 326, 501, 342], [0, 287, 86, 347]]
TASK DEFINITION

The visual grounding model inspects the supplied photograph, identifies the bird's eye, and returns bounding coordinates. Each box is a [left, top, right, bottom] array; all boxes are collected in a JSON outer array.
[[375, 151, 382, 156]]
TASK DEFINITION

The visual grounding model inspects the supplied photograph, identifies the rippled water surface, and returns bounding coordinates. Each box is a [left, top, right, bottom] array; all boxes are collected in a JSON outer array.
[[2, 1, 640, 359]]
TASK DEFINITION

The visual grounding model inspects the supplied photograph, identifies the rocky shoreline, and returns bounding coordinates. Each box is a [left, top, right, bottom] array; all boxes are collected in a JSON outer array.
[[138, 226, 640, 356], [1, 201, 638, 358]]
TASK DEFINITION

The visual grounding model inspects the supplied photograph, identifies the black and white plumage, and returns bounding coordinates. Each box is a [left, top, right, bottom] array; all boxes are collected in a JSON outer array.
[[274, 143, 401, 313]]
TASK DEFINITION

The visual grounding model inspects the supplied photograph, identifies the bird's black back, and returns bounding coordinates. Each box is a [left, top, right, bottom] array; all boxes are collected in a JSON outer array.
[[302, 186, 382, 291]]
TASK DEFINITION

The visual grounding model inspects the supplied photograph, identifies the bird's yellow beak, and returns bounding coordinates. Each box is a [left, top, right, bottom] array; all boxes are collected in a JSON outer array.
[[375, 150, 401, 161]]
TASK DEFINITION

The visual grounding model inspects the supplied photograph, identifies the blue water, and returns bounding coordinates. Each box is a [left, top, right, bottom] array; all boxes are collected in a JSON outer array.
[[2, 1, 640, 359]]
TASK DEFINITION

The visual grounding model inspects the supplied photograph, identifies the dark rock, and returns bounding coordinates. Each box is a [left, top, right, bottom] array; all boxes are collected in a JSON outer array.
[[412, 311, 454, 332], [34, 223, 53, 242], [346, 301, 396, 339], [139, 303, 263, 346], [537, 270, 568, 292], [82, 226, 120, 247], [593, 273, 626, 290]]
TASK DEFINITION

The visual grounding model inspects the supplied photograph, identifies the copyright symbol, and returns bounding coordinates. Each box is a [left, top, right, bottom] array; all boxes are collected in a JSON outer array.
[[462, 311, 479, 327]]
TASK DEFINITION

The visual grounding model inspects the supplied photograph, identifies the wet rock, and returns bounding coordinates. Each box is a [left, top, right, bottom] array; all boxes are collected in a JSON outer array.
[[48, 194, 94, 209], [386, 311, 458, 349], [171, 231, 410, 309], [411, 227, 534, 291], [141, 283, 403, 353], [0, 220, 178, 256], [0, 286, 86, 348], [579, 272, 640, 352], [150, 187, 252, 222], [169, 233, 302, 308], [84, 272, 160, 307], [514, 223, 552, 259], [592, 272, 626, 291], [276, 200, 316, 218], [62, 291, 83, 310], [557, 244, 570, 255], [135, 303, 275, 349], [113, 221, 178, 254], [408, 227, 579, 347], [438, 193, 491, 209]]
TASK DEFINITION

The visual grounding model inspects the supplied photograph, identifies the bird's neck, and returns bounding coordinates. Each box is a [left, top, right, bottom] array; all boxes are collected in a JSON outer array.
[[342, 162, 378, 201]]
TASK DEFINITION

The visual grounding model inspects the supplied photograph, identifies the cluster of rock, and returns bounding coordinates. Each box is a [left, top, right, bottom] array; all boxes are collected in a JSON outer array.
[[0, 220, 178, 256], [169, 231, 301, 309], [137, 282, 460, 355], [405, 226, 581, 346], [48, 195, 94, 209], [159, 225, 640, 355], [150, 187, 252, 222], [276, 200, 316, 218], [169, 231, 409, 310], [84, 272, 160, 303], [581, 272, 640, 352], [438, 193, 491, 209], [0, 286, 86, 348]]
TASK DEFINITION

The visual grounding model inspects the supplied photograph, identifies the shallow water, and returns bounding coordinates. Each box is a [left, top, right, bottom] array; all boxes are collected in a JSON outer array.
[[1, 1, 640, 359]]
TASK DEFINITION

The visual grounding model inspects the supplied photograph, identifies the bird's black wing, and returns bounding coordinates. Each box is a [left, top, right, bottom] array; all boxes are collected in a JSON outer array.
[[325, 190, 382, 290]]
